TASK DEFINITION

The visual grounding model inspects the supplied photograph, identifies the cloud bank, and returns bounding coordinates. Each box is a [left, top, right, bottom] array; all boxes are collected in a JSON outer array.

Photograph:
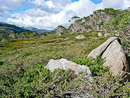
[[0, 0, 130, 30]]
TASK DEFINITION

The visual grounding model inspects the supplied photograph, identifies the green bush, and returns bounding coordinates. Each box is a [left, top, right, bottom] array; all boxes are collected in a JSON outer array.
[[71, 57, 109, 76], [0, 60, 3, 66], [121, 38, 130, 51]]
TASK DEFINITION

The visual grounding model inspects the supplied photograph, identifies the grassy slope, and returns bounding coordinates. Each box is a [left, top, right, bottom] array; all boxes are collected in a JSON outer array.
[[1, 32, 130, 98], [0, 32, 108, 70]]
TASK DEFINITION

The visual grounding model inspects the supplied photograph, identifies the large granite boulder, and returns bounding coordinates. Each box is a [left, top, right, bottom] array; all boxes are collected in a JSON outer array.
[[88, 37, 130, 80], [102, 40, 129, 75], [88, 37, 118, 58], [45, 58, 91, 75]]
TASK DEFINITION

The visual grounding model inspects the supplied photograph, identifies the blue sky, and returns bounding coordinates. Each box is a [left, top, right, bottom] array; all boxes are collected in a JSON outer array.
[[0, 0, 129, 29], [7, 0, 102, 15]]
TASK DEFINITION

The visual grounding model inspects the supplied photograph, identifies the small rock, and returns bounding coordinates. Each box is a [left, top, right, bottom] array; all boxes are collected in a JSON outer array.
[[98, 32, 103, 37], [2, 38, 8, 42], [75, 35, 85, 39], [64, 38, 69, 40], [115, 33, 120, 37], [104, 33, 111, 37]]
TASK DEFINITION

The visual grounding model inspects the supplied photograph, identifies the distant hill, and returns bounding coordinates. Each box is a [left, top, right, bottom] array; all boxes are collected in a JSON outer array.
[[0, 22, 31, 35], [23, 27, 51, 33]]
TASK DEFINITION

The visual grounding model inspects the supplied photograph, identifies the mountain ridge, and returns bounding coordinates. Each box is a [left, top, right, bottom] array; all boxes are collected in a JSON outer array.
[[0, 22, 31, 35], [22, 27, 51, 33]]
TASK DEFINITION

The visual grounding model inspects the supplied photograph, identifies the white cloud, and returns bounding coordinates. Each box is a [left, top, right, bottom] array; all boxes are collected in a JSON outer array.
[[123, 0, 130, 9], [46, 1, 55, 8], [102, 0, 130, 9], [4, 0, 130, 30]]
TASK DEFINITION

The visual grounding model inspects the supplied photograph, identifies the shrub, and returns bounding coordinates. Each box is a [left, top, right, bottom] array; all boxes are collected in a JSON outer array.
[[121, 38, 130, 53], [0, 60, 3, 66], [93, 72, 130, 98], [71, 57, 109, 76], [0, 62, 129, 98], [0, 64, 81, 97]]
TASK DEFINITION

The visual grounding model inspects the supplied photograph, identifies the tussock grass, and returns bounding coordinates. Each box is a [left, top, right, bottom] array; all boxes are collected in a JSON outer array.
[[0, 32, 130, 98], [0, 32, 108, 68]]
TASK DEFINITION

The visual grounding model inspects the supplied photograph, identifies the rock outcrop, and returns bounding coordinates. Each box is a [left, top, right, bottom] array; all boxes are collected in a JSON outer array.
[[45, 58, 92, 75], [68, 11, 114, 33], [55, 25, 67, 35], [88, 37, 130, 80], [2, 37, 8, 42]]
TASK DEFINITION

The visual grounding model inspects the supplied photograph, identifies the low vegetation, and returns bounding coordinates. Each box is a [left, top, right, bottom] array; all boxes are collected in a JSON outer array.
[[0, 31, 130, 97], [71, 57, 109, 76], [0, 8, 130, 98]]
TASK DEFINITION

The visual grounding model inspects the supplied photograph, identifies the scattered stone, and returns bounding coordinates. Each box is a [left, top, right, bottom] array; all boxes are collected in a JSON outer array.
[[80, 43, 88, 47], [2, 38, 8, 42], [75, 35, 85, 39], [98, 32, 103, 37], [9, 33, 16, 39], [88, 37, 130, 80], [104, 33, 111, 37], [45, 58, 92, 75], [64, 38, 69, 40], [115, 33, 120, 37]]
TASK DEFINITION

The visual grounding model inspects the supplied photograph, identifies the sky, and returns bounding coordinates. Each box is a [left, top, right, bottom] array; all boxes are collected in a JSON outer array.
[[0, 0, 130, 30]]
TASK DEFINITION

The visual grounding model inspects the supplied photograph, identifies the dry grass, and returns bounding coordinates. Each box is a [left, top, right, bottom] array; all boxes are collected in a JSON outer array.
[[0, 32, 108, 69]]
